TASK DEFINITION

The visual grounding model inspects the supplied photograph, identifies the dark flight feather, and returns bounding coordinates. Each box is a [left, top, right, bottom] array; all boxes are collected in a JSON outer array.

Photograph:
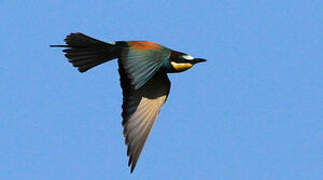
[[50, 33, 121, 72]]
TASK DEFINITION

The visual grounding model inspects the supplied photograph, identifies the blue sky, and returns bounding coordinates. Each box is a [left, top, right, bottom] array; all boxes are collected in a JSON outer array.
[[1, 1, 322, 179]]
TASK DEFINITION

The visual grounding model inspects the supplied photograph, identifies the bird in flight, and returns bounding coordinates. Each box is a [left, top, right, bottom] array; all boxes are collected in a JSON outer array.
[[51, 33, 206, 173]]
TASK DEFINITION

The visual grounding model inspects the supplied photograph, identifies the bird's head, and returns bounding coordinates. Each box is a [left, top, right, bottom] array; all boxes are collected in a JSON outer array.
[[169, 51, 206, 72]]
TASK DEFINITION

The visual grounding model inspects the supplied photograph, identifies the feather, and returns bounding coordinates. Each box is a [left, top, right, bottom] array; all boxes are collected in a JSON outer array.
[[120, 42, 170, 89], [118, 59, 170, 173]]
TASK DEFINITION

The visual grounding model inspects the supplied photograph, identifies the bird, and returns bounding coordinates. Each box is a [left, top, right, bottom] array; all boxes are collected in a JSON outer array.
[[50, 32, 206, 173]]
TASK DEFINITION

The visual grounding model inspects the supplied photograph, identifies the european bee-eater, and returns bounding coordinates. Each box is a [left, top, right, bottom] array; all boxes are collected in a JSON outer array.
[[51, 33, 206, 173]]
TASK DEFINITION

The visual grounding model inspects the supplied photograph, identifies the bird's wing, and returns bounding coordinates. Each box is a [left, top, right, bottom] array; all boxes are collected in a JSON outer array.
[[118, 60, 171, 173], [120, 41, 170, 90]]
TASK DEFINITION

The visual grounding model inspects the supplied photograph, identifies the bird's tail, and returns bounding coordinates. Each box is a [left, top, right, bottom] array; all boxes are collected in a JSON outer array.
[[50, 33, 121, 72]]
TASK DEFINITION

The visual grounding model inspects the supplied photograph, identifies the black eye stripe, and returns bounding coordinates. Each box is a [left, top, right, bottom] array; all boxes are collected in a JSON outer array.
[[172, 55, 195, 63], [173, 58, 187, 63]]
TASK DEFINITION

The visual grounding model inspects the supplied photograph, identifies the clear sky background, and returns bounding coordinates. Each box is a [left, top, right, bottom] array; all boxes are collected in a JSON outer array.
[[1, 1, 322, 180]]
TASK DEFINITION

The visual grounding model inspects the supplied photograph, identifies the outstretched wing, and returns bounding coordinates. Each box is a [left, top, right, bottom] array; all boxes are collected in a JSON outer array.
[[121, 41, 170, 90], [118, 60, 170, 173]]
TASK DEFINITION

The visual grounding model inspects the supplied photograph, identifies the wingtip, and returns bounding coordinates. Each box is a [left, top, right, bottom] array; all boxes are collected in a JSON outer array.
[[127, 156, 136, 173], [130, 165, 135, 173]]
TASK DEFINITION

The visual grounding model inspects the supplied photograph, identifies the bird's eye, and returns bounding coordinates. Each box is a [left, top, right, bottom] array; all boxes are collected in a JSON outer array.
[[181, 55, 194, 60]]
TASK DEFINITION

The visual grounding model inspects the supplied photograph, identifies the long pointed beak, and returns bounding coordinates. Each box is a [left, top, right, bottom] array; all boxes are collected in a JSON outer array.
[[193, 58, 207, 64]]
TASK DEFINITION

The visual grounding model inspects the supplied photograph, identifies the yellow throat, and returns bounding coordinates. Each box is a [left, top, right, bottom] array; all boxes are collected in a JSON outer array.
[[170, 61, 193, 72]]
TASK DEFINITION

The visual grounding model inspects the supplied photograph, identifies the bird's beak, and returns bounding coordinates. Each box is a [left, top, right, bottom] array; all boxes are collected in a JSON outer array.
[[192, 58, 207, 64]]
